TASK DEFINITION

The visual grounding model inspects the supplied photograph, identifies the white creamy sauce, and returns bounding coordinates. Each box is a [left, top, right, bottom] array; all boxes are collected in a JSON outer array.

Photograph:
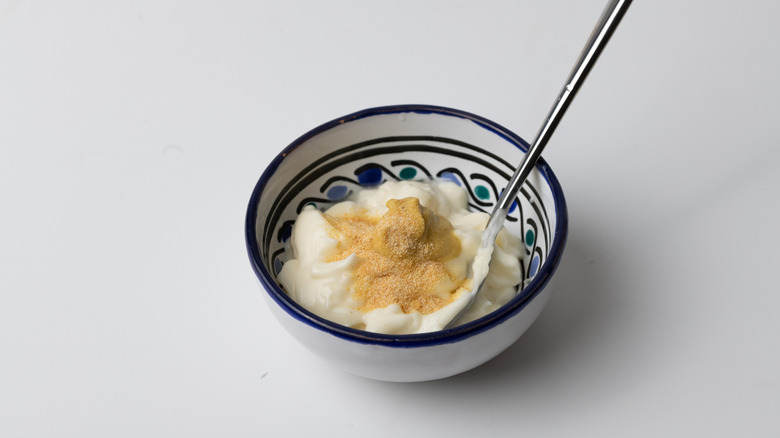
[[277, 180, 525, 334]]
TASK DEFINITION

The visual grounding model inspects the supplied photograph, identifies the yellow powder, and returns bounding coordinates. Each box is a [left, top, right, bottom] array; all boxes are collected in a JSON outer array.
[[325, 197, 466, 314]]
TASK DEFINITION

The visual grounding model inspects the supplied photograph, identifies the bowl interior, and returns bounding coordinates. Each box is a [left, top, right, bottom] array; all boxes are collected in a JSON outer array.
[[247, 105, 565, 339]]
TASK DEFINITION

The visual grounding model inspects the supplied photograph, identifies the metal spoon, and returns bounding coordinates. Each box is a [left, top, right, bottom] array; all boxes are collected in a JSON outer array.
[[445, 0, 632, 329]]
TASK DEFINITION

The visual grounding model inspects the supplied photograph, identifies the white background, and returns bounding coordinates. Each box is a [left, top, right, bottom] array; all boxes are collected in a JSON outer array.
[[2, 0, 779, 436]]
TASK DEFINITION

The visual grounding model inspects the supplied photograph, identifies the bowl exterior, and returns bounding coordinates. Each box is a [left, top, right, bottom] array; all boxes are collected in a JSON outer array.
[[263, 276, 556, 382]]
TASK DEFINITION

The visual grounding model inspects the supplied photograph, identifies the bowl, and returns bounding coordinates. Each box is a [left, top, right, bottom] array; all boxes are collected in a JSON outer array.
[[245, 104, 568, 382]]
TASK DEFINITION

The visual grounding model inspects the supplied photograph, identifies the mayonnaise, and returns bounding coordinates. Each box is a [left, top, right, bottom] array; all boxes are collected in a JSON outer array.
[[277, 180, 524, 334]]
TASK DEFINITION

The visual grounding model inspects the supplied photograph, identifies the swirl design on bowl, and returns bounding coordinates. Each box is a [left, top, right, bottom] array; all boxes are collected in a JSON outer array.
[[262, 136, 552, 291]]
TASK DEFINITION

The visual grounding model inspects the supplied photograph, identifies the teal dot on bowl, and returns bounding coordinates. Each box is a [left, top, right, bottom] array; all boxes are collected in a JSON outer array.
[[525, 229, 535, 247], [399, 167, 417, 180], [326, 185, 349, 200], [474, 185, 490, 200], [357, 167, 382, 185]]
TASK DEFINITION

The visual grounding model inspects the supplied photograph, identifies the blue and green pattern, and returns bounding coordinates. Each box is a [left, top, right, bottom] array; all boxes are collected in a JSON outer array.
[[264, 136, 553, 291]]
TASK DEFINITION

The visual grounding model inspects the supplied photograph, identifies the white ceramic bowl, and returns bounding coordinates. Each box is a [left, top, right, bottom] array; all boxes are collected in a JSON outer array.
[[245, 105, 568, 382]]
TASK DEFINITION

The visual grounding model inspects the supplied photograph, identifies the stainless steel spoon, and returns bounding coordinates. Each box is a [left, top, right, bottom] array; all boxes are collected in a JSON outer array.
[[445, 0, 632, 329]]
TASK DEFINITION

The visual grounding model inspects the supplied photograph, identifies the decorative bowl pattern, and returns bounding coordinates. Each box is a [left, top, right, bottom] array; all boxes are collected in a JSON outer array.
[[246, 105, 568, 381]]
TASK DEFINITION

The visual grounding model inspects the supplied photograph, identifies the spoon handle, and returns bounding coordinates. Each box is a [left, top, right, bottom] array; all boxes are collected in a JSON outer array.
[[444, 0, 632, 330], [481, 0, 632, 247]]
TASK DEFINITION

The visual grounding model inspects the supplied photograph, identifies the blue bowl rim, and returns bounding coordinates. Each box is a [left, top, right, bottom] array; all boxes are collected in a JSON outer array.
[[245, 104, 568, 347]]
